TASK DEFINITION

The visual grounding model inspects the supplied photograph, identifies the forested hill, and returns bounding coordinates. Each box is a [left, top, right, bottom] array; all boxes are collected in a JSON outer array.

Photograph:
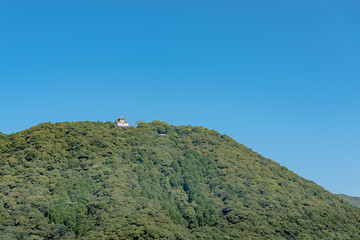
[[338, 194, 360, 209], [1, 121, 360, 240]]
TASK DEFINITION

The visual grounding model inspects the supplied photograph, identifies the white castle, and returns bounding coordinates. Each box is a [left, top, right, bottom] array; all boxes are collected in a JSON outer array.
[[115, 116, 129, 127]]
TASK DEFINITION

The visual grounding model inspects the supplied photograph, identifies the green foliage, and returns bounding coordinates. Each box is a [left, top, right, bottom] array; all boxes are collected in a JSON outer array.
[[338, 194, 360, 208], [0, 121, 360, 239], [48, 177, 96, 236]]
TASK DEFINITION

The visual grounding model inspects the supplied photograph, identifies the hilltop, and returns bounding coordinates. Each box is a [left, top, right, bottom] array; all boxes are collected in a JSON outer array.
[[1, 121, 360, 239]]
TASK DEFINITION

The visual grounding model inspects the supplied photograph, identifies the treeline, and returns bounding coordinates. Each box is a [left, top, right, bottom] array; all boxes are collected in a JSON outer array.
[[1, 121, 360, 239]]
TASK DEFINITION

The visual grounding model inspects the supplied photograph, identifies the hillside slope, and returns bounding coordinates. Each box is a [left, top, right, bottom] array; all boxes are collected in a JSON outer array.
[[1, 121, 360, 239], [338, 194, 360, 209]]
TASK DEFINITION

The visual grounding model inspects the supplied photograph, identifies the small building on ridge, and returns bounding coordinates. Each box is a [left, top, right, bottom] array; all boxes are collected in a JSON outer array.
[[115, 116, 129, 127]]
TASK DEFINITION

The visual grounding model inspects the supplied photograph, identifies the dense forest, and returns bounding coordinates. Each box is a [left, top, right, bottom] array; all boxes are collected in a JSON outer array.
[[338, 194, 360, 209], [1, 121, 360, 239]]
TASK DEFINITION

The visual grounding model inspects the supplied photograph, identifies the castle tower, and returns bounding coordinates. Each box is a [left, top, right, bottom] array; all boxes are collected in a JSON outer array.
[[115, 116, 129, 127]]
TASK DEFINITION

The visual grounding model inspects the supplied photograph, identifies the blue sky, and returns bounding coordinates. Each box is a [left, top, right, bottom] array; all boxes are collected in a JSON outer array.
[[1, 1, 359, 196]]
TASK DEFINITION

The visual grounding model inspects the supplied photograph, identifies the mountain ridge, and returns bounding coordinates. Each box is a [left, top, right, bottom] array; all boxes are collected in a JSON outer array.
[[338, 194, 360, 209], [1, 120, 360, 239]]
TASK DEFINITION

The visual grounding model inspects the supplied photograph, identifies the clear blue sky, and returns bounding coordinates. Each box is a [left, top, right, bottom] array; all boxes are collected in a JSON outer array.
[[1, 1, 359, 196]]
